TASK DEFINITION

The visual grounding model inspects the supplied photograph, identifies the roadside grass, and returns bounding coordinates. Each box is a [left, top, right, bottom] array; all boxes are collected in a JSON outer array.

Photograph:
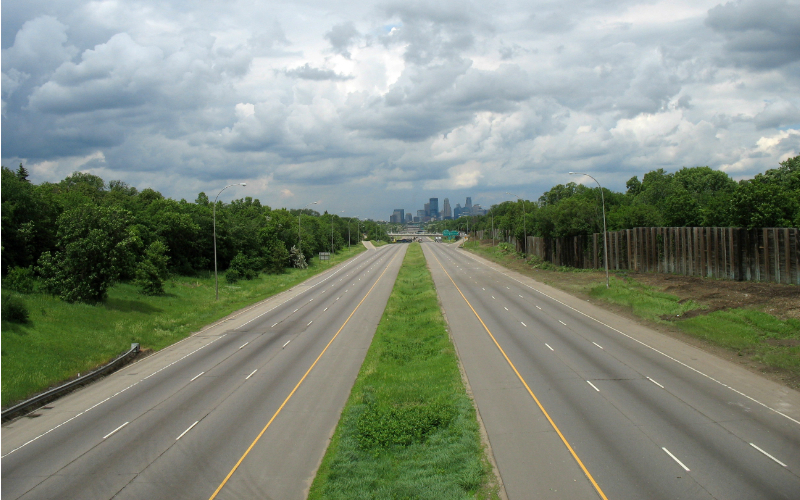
[[462, 239, 800, 384], [589, 276, 704, 322], [678, 310, 800, 372], [0, 245, 365, 407], [308, 243, 499, 500], [370, 240, 388, 247]]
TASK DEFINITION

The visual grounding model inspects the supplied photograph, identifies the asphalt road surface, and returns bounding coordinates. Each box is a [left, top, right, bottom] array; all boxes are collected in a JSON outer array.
[[422, 240, 800, 500], [2, 242, 408, 500]]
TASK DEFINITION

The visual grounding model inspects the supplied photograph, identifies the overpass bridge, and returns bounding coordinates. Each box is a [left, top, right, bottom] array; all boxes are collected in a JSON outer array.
[[387, 231, 463, 241]]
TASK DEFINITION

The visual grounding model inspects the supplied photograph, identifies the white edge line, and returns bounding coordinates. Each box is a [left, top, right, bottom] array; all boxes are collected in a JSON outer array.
[[1, 250, 383, 457], [246, 369, 258, 380], [662, 447, 690, 471], [587, 381, 600, 392], [176, 421, 199, 441], [648, 377, 665, 389], [456, 250, 800, 427], [750, 443, 787, 467], [103, 421, 129, 439]]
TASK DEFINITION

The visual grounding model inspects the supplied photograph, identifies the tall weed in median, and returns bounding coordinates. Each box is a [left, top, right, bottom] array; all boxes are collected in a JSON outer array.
[[309, 243, 497, 500], [1, 246, 366, 407]]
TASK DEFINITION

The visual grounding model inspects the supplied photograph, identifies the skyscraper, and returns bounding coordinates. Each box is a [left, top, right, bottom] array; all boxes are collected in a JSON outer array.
[[429, 198, 439, 218], [442, 198, 452, 219]]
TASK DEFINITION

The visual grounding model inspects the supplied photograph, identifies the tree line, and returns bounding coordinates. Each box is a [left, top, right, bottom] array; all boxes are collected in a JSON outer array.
[[1, 167, 387, 303], [430, 156, 799, 242]]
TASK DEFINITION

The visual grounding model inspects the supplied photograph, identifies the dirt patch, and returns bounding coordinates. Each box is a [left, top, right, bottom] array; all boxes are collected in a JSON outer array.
[[466, 240, 800, 390]]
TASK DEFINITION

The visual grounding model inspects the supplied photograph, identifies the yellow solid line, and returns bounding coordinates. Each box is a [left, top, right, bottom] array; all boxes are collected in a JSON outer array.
[[430, 250, 609, 500], [208, 250, 401, 500]]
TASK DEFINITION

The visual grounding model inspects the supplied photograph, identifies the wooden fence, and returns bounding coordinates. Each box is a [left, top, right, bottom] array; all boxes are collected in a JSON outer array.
[[471, 227, 799, 285]]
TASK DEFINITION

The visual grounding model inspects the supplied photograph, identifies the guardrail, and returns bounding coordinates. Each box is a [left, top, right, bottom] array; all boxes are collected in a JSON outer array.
[[1, 343, 140, 422]]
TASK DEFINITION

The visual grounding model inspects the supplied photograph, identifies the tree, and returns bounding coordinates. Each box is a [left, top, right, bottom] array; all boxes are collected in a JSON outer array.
[[289, 245, 307, 269], [134, 241, 170, 295], [37, 204, 137, 303]]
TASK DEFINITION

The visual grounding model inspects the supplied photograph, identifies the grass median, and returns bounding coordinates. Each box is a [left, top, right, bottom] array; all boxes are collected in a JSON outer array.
[[1, 245, 365, 407], [308, 243, 499, 500]]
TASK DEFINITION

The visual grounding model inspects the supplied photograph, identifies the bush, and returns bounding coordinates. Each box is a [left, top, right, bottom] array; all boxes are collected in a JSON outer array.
[[5, 266, 36, 293], [225, 269, 241, 283], [229, 252, 258, 280], [1, 291, 30, 323], [289, 245, 307, 269], [356, 400, 456, 448], [496, 242, 514, 254], [134, 241, 170, 295]]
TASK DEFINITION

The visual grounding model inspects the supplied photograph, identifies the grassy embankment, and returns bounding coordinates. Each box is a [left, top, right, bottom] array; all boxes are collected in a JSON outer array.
[[1, 245, 365, 407], [462, 240, 800, 382], [370, 239, 388, 247], [309, 243, 499, 500]]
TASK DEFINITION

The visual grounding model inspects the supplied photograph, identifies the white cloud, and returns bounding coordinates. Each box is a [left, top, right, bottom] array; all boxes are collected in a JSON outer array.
[[2, 0, 798, 219]]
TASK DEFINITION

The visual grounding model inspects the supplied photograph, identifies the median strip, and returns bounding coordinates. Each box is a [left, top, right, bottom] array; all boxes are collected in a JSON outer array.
[[308, 243, 499, 499]]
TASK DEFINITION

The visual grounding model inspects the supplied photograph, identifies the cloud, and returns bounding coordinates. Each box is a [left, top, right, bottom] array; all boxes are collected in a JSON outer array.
[[325, 22, 360, 59], [284, 63, 354, 81], [1, 0, 798, 219], [706, 0, 800, 69]]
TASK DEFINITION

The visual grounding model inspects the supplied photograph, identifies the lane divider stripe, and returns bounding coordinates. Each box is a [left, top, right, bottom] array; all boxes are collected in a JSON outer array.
[[208, 248, 402, 500], [455, 248, 800, 427], [430, 250, 608, 500]]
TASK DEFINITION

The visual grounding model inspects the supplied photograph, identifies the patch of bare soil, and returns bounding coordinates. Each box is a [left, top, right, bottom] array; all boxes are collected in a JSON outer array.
[[468, 240, 800, 390]]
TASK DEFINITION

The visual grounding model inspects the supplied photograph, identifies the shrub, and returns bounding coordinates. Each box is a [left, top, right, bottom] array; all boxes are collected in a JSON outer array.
[[289, 245, 307, 269], [356, 400, 456, 448], [225, 269, 241, 283], [229, 252, 258, 280], [134, 241, 170, 295], [1, 291, 29, 323], [496, 242, 514, 254], [5, 266, 36, 293]]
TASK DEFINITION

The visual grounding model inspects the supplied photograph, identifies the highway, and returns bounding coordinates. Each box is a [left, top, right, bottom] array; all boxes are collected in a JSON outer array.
[[2, 242, 408, 500], [422, 240, 800, 500]]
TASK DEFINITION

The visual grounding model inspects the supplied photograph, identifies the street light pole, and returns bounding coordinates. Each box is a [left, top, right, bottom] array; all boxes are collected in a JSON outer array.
[[570, 172, 609, 288], [214, 182, 247, 301], [298, 200, 320, 255], [506, 192, 526, 255]]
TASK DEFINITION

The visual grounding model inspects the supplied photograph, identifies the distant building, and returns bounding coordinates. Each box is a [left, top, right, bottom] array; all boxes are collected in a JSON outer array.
[[424, 203, 430, 217], [429, 198, 439, 218], [453, 203, 463, 219], [465, 197, 472, 210], [390, 209, 405, 223], [442, 198, 452, 219], [405, 213, 412, 223]]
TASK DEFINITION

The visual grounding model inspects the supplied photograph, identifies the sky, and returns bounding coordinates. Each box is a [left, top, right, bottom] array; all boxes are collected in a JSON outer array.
[[2, 0, 799, 220]]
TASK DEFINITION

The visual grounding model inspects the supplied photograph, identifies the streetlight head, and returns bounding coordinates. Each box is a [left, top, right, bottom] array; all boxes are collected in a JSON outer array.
[[240, 182, 247, 186], [568, 172, 575, 175]]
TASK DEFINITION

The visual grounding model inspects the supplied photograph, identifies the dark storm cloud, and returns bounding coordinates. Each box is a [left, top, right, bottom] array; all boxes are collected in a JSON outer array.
[[706, 0, 800, 69]]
